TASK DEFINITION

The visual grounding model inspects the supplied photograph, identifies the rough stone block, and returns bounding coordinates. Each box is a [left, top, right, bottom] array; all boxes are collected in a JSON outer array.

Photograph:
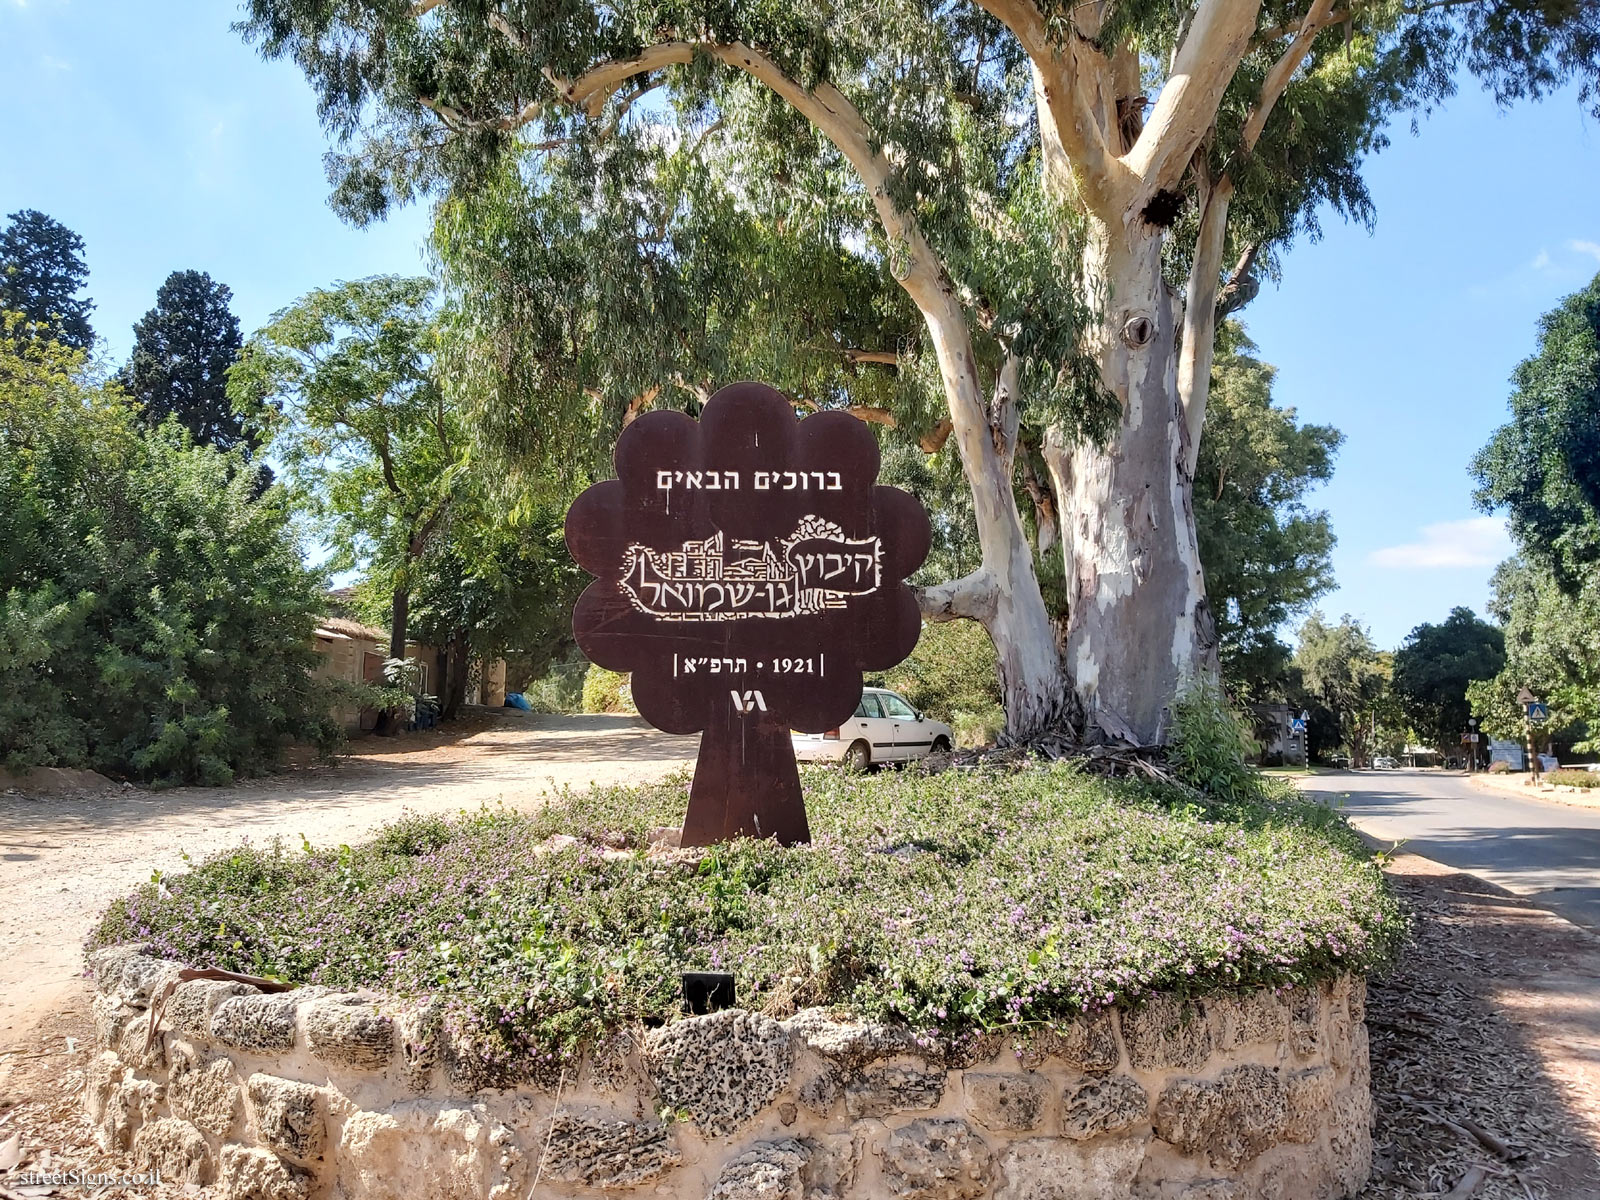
[[304, 994, 395, 1070], [1283, 1066, 1336, 1143], [1124, 995, 1213, 1071], [397, 996, 444, 1091], [707, 1135, 858, 1200], [1061, 1074, 1148, 1139], [213, 994, 298, 1054], [1153, 1064, 1287, 1170], [116, 1012, 167, 1071], [218, 1144, 310, 1200], [93, 1075, 161, 1153], [962, 1073, 1048, 1132], [1286, 987, 1321, 1059], [994, 1136, 1147, 1200], [645, 1009, 793, 1137], [1176, 1182, 1242, 1199], [1209, 991, 1289, 1052], [535, 1110, 681, 1188], [843, 1064, 944, 1119], [90, 947, 182, 1010], [1327, 1086, 1372, 1196], [336, 1106, 497, 1199], [1348, 1022, 1370, 1094], [82, 1052, 122, 1133], [91, 992, 136, 1051], [1062, 1011, 1120, 1074], [169, 1048, 242, 1137], [708, 1138, 809, 1200], [1347, 976, 1366, 1025], [247, 1074, 326, 1163], [796, 1068, 841, 1115], [168, 979, 257, 1041], [585, 1029, 640, 1094], [881, 1119, 992, 1200], [782, 1009, 916, 1067], [939, 1031, 1005, 1070], [133, 1116, 212, 1184]]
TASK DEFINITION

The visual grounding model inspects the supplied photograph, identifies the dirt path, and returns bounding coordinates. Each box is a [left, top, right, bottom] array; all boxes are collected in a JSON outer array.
[[0, 712, 697, 1060]]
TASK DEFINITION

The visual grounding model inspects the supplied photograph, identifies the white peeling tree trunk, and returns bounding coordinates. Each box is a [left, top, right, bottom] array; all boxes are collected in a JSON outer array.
[[916, 302, 1068, 743], [1046, 223, 1219, 746]]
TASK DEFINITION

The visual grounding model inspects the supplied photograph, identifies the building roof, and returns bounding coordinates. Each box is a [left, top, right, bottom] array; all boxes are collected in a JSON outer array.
[[316, 616, 388, 642]]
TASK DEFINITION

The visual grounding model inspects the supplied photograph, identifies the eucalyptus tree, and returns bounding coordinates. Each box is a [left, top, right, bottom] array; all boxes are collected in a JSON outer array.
[[241, 0, 1600, 743]]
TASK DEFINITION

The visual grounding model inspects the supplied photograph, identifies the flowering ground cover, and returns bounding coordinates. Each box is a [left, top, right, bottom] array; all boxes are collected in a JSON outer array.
[[91, 764, 1402, 1073]]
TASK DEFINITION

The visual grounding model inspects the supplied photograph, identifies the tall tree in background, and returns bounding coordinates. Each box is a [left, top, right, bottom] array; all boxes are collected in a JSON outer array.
[[228, 276, 461, 663], [1469, 274, 1600, 753], [1392, 606, 1505, 756], [1294, 613, 1389, 767], [242, 0, 1600, 744], [1195, 326, 1340, 702], [124, 271, 253, 453], [1472, 273, 1600, 589], [0, 209, 94, 350]]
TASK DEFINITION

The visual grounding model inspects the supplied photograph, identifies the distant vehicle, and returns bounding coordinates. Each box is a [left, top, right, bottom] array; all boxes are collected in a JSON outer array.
[[793, 687, 954, 769], [1373, 755, 1398, 770], [1326, 753, 1350, 768], [1585, 763, 1600, 773]]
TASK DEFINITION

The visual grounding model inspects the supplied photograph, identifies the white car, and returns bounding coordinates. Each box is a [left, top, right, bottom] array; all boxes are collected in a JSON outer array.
[[793, 687, 954, 769], [1373, 756, 1398, 770]]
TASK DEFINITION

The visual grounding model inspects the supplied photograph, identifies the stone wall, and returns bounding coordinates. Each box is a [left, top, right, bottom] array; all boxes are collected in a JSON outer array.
[[83, 945, 1370, 1200]]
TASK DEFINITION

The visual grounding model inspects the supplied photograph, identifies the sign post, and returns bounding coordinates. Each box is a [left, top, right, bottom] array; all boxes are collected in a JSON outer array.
[[565, 382, 931, 846]]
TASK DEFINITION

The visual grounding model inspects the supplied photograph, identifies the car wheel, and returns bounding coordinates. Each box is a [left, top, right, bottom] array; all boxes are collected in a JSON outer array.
[[846, 740, 871, 771], [931, 736, 952, 754]]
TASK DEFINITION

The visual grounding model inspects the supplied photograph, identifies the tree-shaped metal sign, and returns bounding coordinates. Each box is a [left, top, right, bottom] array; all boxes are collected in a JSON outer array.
[[566, 382, 931, 845]]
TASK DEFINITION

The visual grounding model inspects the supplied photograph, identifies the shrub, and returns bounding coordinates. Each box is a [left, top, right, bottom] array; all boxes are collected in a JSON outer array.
[[951, 705, 1005, 749], [1548, 769, 1600, 788], [0, 321, 339, 783], [876, 620, 1002, 727], [93, 763, 1402, 1076], [580, 665, 635, 713], [521, 650, 588, 713], [1168, 682, 1264, 806]]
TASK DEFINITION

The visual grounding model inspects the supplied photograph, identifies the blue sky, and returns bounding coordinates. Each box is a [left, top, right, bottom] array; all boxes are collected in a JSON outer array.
[[4, 2, 1596, 650]]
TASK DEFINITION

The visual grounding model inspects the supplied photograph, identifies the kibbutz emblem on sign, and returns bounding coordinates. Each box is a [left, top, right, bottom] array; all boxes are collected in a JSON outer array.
[[565, 381, 930, 847]]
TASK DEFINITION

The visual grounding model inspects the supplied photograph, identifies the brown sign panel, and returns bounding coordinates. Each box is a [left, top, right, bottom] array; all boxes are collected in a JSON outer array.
[[565, 382, 931, 845]]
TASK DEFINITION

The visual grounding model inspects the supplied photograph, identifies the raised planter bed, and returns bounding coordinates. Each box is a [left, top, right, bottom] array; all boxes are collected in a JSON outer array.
[[85, 944, 1370, 1200]]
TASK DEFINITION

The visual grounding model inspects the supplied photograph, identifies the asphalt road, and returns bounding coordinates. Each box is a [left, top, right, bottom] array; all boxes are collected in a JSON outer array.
[[1306, 768, 1600, 930]]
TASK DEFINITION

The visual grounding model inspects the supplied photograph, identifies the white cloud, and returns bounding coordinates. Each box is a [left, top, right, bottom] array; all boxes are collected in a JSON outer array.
[[1369, 517, 1512, 569], [1532, 249, 1552, 270], [1570, 239, 1600, 264]]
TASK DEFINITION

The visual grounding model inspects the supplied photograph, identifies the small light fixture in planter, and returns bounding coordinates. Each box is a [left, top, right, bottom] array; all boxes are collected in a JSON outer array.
[[681, 972, 736, 1015]]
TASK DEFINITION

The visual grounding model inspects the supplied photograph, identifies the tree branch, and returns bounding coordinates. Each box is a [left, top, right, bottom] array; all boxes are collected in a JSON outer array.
[[1240, 0, 1340, 154], [1178, 173, 1232, 479], [1215, 242, 1261, 321], [916, 568, 998, 623], [1124, 0, 1265, 209]]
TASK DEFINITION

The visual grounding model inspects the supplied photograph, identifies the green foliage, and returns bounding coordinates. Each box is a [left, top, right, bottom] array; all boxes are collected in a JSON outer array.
[[1294, 614, 1394, 767], [123, 271, 253, 455], [1472, 273, 1600, 589], [1169, 683, 1264, 806], [1196, 327, 1342, 703], [1548, 769, 1600, 788], [0, 315, 339, 783], [876, 620, 1001, 730], [229, 277, 458, 634], [580, 665, 635, 714], [1392, 607, 1505, 753], [518, 648, 589, 713], [93, 763, 1402, 1072], [1467, 558, 1599, 750], [0, 209, 94, 350]]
